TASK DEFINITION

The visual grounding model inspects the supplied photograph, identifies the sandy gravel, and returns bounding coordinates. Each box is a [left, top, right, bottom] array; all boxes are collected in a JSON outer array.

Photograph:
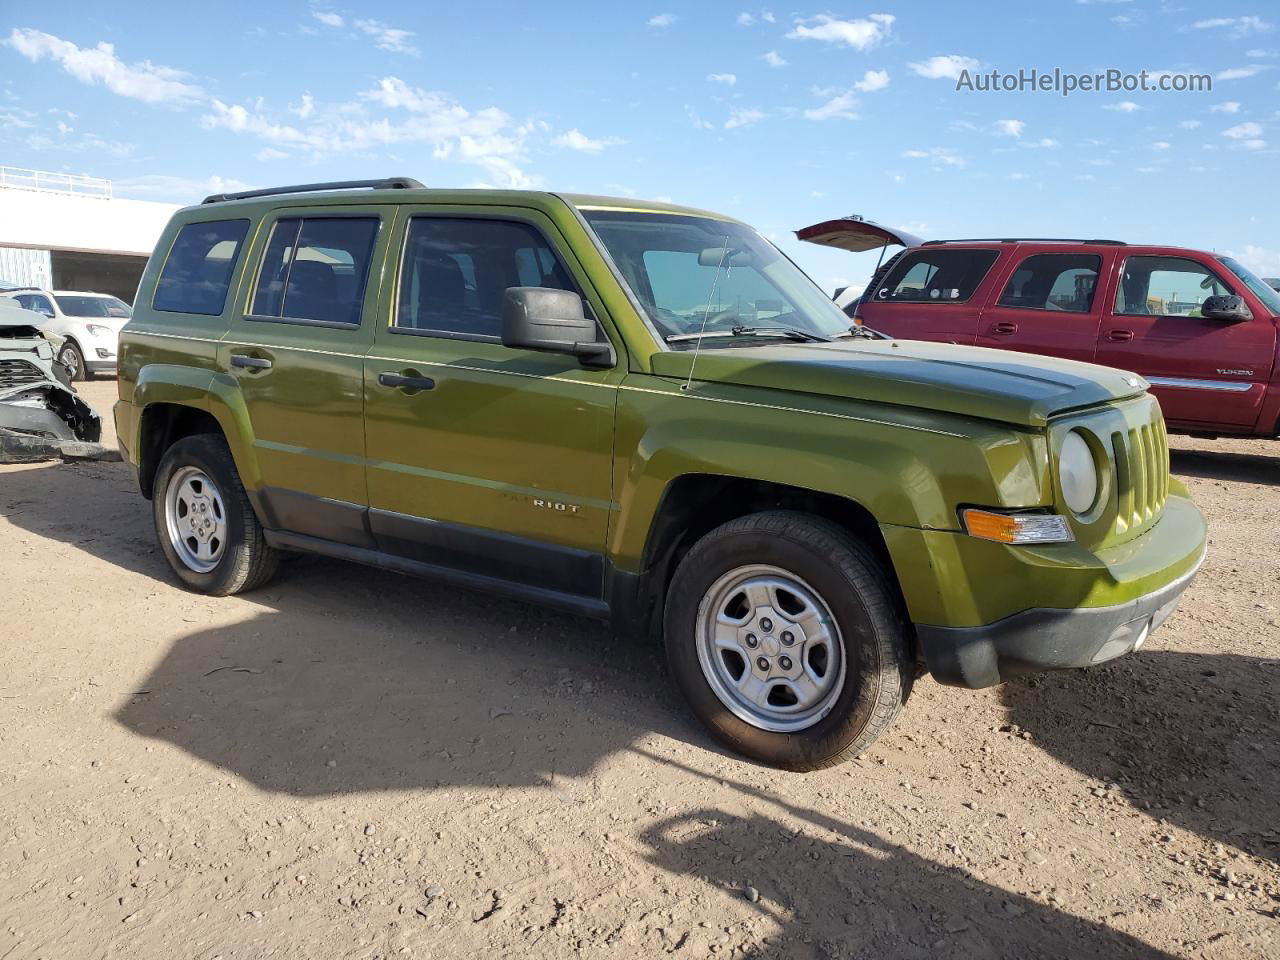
[[1, 379, 1277, 959]]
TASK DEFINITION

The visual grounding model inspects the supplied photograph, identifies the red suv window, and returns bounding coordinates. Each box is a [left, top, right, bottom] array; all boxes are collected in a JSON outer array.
[[997, 254, 1101, 313], [872, 249, 999, 304]]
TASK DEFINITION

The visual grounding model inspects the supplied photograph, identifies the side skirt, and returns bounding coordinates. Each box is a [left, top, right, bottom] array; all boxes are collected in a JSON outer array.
[[263, 528, 611, 621]]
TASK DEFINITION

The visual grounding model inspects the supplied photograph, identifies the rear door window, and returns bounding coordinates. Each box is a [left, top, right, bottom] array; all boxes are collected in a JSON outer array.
[[873, 249, 999, 304], [251, 216, 380, 326], [153, 219, 250, 315], [997, 254, 1102, 312]]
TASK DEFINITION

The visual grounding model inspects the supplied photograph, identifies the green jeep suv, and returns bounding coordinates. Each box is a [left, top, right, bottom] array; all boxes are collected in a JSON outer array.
[[115, 179, 1206, 770]]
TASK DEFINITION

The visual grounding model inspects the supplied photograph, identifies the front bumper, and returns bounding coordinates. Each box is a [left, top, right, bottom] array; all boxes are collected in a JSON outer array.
[[916, 559, 1200, 687], [881, 481, 1207, 689]]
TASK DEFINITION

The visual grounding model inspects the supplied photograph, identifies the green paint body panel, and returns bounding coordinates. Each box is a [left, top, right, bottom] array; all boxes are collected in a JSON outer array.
[[115, 187, 1207, 637]]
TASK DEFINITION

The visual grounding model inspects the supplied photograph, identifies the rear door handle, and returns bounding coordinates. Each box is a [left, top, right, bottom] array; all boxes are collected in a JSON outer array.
[[992, 321, 1018, 335], [230, 354, 272, 370], [378, 371, 436, 392], [1107, 329, 1134, 342]]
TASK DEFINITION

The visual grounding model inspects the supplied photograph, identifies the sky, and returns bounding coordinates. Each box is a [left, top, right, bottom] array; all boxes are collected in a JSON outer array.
[[1, 2, 1278, 293]]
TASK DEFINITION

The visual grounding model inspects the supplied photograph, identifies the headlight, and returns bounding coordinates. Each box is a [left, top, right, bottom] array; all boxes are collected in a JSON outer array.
[[86, 323, 113, 337], [1058, 430, 1099, 515]]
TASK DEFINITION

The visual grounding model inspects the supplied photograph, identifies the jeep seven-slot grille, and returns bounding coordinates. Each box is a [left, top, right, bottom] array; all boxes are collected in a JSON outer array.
[[1112, 416, 1169, 535], [0, 358, 46, 390]]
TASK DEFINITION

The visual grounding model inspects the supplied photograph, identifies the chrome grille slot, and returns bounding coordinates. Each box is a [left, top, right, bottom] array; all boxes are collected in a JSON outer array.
[[0, 358, 47, 390]]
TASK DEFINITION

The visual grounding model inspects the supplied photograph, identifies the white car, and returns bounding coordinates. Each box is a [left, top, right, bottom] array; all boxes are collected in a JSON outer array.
[[0, 289, 131, 380]]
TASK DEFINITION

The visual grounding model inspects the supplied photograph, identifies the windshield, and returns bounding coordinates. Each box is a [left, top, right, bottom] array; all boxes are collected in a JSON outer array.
[[54, 295, 131, 319], [581, 210, 851, 344], [1218, 257, 1280, 315]]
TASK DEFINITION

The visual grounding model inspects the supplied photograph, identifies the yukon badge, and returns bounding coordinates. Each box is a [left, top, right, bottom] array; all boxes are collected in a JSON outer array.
[[1216, 368, 1253, 377]]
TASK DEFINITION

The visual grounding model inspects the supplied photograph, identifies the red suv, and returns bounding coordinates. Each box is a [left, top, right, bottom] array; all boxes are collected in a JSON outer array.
[[798, 218, 1280, 438]]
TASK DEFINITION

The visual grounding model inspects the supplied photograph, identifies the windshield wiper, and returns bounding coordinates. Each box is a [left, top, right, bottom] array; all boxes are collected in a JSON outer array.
[[834, 323, 889, 341], [666, 325, 831, 344]]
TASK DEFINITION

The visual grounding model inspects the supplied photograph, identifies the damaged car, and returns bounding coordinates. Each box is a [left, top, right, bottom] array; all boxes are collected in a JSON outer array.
[[0, 299, 103, 462]]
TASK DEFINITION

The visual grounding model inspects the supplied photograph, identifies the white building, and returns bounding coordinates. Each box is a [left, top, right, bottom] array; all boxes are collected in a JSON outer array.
[[0, 167, 180, 304]]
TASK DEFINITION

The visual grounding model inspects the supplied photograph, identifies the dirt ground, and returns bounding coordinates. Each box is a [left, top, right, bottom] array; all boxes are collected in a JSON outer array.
[[1, 379, 1277, 960]]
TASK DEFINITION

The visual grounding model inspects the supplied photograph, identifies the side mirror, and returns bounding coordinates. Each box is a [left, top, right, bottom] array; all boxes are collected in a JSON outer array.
[[1201, 294, 1251, 322], [501, 287, 615, 366]]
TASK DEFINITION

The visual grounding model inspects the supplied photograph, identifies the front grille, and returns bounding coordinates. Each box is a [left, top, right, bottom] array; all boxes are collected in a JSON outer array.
[[1112, 415, 1169, 536], [0, 358, 47, 390]]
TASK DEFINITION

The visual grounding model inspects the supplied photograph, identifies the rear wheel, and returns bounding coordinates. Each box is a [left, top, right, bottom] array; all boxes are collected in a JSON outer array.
[[664, 511, 912, 771], [153, 434, 278, 595]]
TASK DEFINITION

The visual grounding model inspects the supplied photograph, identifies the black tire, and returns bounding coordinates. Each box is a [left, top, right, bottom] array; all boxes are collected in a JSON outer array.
[[58, 341, 85, 382], [152, 434, 279, 596], [664, 511, 913, 771]]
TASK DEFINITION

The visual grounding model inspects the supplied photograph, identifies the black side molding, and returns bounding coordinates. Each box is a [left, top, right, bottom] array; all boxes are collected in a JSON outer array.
[[202, 177, 424, 204]]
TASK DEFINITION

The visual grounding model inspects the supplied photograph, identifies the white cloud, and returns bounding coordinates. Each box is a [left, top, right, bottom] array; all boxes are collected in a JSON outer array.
[[908, 55, 979, 80], [1224, 121, 1263, 138], [708, 73, 737, 86], [114, 174, 254, 203], [4, 28, 204, 104], [202, 76, 540, 187], [1211, 101, 1243, 113], [1152, 140, 1171, 150], [1179, 119, 1203, 128], [853, 69, 889, 92], [787, 13, 894, 51], [995, 118, 1024, 137], [1247, 48, 1278, 57], [256, 147, 288, 160], [805, 89, 859, 121], [1021, 137, 1060, 148], [1192, 16, 1272, 38], [354, 19, 418, 55], [737, 12, 755, 26], [312, 10, 344, 28], [1218, 65, 1270, 80], [289, 93, 315, 119], [760, 50, 787, 67], [1104, 100, 1141, 112], [902, 147, 965, 168], [648, 13, 675, 28], [1229, 244, 1280, 277], [553, 128, 625, 152], [724, 107, 765, 129]]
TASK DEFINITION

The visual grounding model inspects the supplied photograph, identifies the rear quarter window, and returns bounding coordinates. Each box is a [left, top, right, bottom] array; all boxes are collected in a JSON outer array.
[[153, 219, 250, 316], [872, 249, 1000, 304]]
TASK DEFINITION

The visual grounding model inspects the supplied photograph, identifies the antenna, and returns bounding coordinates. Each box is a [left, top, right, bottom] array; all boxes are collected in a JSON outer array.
[[681, 237, 730, 393]]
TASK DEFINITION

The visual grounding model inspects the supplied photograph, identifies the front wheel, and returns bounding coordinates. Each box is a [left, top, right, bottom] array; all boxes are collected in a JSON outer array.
[[57, 341, 85, 382], [152, 434, 279, 596], [664, 512, 912, 771]]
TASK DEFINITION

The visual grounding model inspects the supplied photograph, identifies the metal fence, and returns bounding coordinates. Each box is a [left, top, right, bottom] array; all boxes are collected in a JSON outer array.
[[0, 166, 112, 199]]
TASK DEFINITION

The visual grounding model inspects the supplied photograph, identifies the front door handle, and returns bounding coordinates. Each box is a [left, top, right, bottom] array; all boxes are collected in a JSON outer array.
[[992, 321, 1018, 335], [230, 354, 272, 370], [1107, 329, 1134, 342], [378, 371, 436, 392]]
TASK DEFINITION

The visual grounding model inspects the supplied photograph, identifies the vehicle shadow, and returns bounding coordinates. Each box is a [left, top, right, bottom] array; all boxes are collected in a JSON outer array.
[[637, 785, 1181, 958], [109, 557, 702, 795], [1, 460, 707, 795], [1169, 447, 1280, 486], [1001, 650, 1280, 865]]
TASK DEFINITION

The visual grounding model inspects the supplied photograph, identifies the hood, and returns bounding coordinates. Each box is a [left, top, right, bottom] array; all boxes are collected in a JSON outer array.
[[795, 216, 924, 253], [650, 339, 1148, 428]]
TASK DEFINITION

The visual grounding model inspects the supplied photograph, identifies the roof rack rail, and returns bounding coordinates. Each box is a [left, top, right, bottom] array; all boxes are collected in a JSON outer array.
[[202, 177, 425, 204], [921, 237, 1126, 246]]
